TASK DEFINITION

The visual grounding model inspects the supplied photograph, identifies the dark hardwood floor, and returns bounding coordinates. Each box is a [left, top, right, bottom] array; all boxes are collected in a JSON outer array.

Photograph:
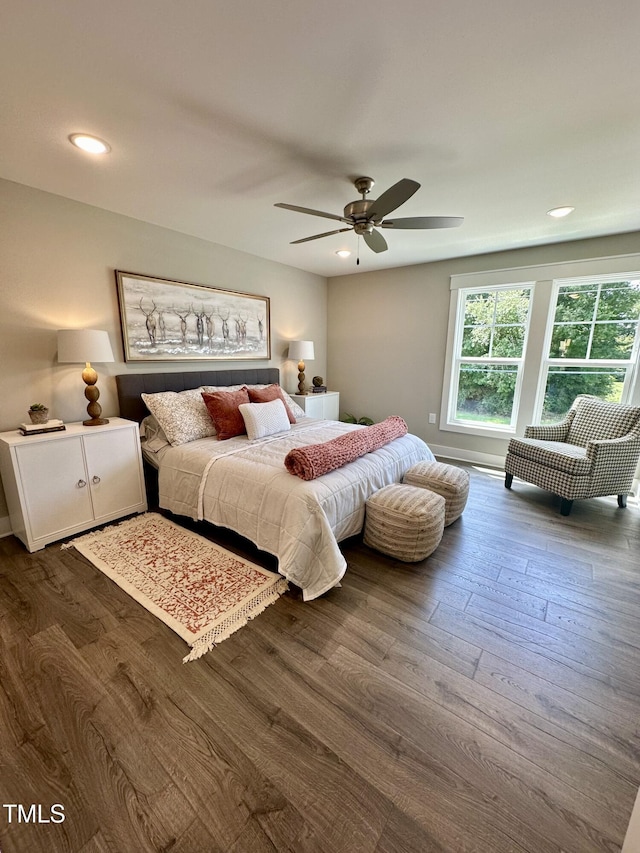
[[1, 464, 639, 852]]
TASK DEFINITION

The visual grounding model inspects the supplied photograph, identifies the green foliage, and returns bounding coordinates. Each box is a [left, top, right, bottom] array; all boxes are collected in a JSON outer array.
[[543, 281, 640, 417], [29, 403, 48, 411], [457, 280, 640, 422], [340, 412, 374, 425], [461, 288, 531, 359], [457, 365, 517, 422]]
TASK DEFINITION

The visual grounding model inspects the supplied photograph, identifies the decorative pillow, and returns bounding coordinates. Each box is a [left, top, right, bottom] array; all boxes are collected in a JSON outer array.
[[141, 388, 217, 446], [239, 399, 292, 441], [247, 384, 296, 423], [201, 387, 250, 440], [210, 383, 306, 420]]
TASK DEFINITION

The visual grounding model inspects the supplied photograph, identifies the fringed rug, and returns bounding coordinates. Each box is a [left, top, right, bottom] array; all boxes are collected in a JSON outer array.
[[63, 512, 288, 661]]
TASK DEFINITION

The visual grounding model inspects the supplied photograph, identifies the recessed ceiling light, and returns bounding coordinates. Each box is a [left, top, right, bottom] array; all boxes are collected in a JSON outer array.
[[547, 206, 575, 218], [335, 250, 351, 258], [68, 133, 111, 154]]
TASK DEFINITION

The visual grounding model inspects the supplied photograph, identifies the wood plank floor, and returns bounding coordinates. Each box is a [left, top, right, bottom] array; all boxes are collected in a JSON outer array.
[[1, 464, 639, 852]]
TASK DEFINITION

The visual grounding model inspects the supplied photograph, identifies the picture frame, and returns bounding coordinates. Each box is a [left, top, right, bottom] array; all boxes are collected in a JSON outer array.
[[115, 271, 270, 362]]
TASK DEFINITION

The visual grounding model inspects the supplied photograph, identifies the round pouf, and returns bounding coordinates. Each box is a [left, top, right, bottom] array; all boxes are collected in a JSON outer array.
[[403, 461, 470, 526], [364, 484, 445, 562]]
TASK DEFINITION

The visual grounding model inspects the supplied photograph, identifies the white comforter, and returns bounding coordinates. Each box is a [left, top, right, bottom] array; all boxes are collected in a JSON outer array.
[[157, 419, 434, 600]]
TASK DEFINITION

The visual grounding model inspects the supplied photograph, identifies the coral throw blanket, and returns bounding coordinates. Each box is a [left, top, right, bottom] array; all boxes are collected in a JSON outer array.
[[284, 416, 408, 480]]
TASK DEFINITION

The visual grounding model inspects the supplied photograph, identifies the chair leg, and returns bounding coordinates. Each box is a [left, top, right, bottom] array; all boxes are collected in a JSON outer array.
[[560, 498, 573, 516], [505, 473, 513, 489], [618, 494, 627, 508]]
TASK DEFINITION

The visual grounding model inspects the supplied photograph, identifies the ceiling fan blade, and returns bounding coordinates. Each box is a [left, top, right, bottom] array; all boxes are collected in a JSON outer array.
[[274, 202, 350, 224], [367, 178, 420, 221], [290, 228, 352, 244], [381, 216, 464, 229], [363, 228, 388, 253]]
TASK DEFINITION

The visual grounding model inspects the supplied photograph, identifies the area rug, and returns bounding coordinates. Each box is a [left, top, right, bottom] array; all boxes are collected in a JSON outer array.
[[63, 512, 288, 661]]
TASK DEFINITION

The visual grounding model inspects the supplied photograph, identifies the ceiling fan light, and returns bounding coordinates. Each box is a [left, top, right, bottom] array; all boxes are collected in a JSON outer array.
[[69, 133, 111, 154], [336, 250, 351, 258], [547, 206, 575, 218]]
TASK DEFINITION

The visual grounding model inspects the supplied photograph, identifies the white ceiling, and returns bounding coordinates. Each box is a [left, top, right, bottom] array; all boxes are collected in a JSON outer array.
[[2, 0, 639, 278]]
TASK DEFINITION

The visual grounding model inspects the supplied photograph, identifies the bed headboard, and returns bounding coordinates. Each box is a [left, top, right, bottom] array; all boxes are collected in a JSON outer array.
[[115, 368, 281, 423]]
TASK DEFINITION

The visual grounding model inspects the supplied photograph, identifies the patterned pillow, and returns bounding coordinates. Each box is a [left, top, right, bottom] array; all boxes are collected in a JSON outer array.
[[239, 399, 292, 441], [141, 388, 216, 446], [201, 387, 250, 441], [247, 384, 296, 423]]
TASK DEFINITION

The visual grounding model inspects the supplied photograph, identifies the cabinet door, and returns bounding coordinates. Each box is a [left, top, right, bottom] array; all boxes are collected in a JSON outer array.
[[323, 393, 340, 421], [302, 395, 324, 418], [15, 437, 93, 541], [83, 427, 144, 519]]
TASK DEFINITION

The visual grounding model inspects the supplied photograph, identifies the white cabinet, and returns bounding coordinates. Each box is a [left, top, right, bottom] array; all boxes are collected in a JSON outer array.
[[0, 418, 147, 552], [291, 391, 340, 421]]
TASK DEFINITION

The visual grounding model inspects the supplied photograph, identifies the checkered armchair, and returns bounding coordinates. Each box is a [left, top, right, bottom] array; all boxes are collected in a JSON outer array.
[[504, 395, 640, 515]]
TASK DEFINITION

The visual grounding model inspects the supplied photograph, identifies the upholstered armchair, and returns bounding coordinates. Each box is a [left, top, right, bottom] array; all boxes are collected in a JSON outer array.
[[504, 395, 640, 515]]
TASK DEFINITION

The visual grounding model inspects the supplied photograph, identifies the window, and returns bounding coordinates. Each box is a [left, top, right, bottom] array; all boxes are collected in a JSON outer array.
[[539, 278, 640, 422], [443, 256, 640, 439], [449, 285, 533, 430]]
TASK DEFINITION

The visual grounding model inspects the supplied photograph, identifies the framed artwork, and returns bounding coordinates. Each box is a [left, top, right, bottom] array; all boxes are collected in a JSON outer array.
[[115, 271, 270, 362]]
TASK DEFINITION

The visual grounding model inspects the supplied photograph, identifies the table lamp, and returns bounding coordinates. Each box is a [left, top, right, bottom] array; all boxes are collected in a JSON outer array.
[[288, 340, 314, 395], [57, 329, 115, 425]]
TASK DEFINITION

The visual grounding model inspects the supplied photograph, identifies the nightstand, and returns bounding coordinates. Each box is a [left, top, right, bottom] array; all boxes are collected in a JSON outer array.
[[291, 391, 340, 421], [0, 418, 147, 552]]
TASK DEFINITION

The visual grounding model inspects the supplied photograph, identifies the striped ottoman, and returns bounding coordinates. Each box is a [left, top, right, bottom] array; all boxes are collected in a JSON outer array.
[[403, 461, 470, 526], [364, 484, 445, 562]]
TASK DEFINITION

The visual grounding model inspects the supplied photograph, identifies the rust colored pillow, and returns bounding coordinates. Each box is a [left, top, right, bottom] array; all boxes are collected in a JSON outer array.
[[201, 387, 250, 440], [247, 384, 296, 423]]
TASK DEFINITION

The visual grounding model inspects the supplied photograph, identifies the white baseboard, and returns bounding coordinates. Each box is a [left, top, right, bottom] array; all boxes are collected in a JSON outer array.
[[430, 444, 506, 470], [0, 514, 12, 539]]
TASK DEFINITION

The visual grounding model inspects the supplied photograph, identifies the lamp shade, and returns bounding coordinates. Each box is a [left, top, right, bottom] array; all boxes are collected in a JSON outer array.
[[57, 329, 114, 363], [288, 340, 314, 362]]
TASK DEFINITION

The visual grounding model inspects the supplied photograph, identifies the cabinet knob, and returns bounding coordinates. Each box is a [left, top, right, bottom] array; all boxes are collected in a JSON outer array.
[[77, 479, 87, 488], [92, 475, 101, 484]]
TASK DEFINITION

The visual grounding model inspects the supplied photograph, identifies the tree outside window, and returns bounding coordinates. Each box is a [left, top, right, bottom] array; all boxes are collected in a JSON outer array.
[[453, 286, 532, 427], [541, 280, 640, 421]]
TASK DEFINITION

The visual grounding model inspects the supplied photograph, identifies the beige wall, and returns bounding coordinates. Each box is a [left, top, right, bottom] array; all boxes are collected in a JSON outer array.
[[0, 179, 327, 528], [328, 231, 640, 464]]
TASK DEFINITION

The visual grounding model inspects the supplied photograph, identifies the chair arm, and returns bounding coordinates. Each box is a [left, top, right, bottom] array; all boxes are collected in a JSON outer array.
[[586, 434, 640, 471], [524, 422, 569, 441], [523, 408, 575, 441]]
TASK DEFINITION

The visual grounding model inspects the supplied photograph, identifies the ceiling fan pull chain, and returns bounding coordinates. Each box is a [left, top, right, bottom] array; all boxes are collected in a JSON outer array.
[[357, 235, 360, 265]]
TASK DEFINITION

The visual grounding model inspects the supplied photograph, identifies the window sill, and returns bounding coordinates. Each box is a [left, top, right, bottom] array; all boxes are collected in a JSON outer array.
[[440, 420, 517, 440]]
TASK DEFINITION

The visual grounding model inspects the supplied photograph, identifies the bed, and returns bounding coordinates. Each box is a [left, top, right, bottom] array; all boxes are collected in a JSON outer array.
[[116, 368, 435, 600]]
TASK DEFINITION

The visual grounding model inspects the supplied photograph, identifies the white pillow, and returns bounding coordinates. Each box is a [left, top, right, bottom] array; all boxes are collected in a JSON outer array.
[[141, 388, 216, 446], [238, 398, 291, 441]]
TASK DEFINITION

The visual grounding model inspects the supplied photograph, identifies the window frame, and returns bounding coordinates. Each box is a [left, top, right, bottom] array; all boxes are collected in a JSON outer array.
[[533, 273, 640, 423], [442, 255, 640, 440], [445, 282, 534, 435]]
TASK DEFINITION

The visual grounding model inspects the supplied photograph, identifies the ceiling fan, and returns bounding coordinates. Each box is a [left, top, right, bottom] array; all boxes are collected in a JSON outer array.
[[274, 176, 463, 255]]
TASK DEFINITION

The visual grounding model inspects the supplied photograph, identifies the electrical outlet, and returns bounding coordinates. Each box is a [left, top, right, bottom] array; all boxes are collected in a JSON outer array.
[[428, 413, 437, 424]]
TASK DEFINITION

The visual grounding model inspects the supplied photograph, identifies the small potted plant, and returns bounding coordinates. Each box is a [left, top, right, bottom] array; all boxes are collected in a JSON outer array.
[[28, 403, 49, 424], [340, 412, 375, 426]]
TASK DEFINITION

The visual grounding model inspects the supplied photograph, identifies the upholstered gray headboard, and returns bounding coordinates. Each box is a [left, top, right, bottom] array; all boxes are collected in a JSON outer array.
[[115, 368, 280, 423]]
